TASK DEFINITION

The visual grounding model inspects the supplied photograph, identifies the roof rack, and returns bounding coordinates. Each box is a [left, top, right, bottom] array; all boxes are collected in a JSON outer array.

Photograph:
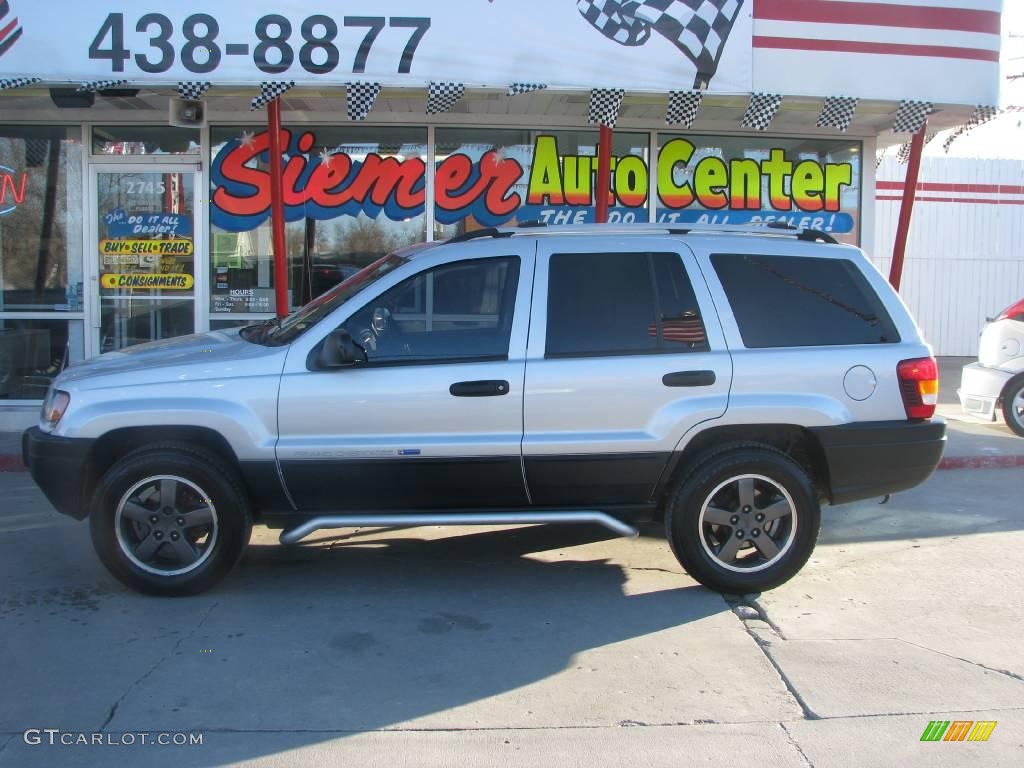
[[444, 222, 841, 245]]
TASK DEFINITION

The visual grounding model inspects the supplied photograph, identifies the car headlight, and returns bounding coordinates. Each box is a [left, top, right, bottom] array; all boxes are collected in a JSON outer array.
[[41, 388, 71, 430]]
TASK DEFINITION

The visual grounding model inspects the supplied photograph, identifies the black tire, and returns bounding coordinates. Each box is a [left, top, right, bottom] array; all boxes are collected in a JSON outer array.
[[1001, 377, 1024, 438], [665, 447, 820, 594], [89, 442, 252, 596]]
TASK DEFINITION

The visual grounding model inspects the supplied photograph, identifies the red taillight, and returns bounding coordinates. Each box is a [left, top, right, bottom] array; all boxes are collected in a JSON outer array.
[[897, 357, 938, 420], [995, 297, 1024, 322]]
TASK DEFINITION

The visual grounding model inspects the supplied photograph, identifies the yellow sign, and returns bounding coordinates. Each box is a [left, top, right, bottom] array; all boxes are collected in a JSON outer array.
[[100, 239, 194, 257], [101, 273, 194, 290]]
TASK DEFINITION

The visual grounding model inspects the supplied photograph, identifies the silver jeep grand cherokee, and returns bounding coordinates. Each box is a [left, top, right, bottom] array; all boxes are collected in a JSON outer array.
[[23, 225, 946, 596]]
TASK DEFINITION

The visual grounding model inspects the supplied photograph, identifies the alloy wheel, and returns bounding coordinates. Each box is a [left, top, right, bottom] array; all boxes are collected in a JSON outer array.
[[698, 473, 797, 573]]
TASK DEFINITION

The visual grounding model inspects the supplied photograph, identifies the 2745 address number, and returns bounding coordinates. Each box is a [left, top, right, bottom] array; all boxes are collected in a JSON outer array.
[[88, 12, 431, 76]]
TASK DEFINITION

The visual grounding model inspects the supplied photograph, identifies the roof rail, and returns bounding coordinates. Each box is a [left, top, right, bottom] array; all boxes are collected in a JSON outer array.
[[446, 227, 514, 243], [442, 222, 842, 244]]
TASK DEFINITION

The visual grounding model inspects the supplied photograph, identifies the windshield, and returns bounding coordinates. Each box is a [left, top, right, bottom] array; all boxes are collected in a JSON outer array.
[[252, 252, 409, 345]]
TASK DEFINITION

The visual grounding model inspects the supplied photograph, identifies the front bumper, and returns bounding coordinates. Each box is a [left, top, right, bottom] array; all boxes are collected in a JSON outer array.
[[958, 362, 1013, 420], [22, 427, 95, 520], [810, 420, 946, 505]]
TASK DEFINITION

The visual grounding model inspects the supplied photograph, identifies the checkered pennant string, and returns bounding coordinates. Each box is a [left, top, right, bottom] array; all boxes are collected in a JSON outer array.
[[875, 151, 885, 169], [892, 100, 933, 133], [251, 81, 295, 110], [817, 96, 858, 132], [347, 82, 381, 121], [897, 132, 936, 164], [666, 90, 703, 127], [589, 88, 625, 127], [507, 83, 548, 96], [427, 82, 465, 114], [741, 93, 782, 131], [577, 0, 652, 46], [943, 105, 1000, 152], [77, 80, 128, 93], [0, 77, 40, 91], [630, 0, 747, 88], [177, 82, 211, 100]]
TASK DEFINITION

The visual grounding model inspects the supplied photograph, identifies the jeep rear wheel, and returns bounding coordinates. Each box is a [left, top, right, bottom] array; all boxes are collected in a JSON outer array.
[[666, 447, 820, 594], [89, 443, 251, 596]]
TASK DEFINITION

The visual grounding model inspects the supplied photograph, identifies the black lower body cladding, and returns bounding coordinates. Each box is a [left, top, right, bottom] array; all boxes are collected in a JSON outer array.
[[809, 419, 946, 504], [22, 427, 95, 519]]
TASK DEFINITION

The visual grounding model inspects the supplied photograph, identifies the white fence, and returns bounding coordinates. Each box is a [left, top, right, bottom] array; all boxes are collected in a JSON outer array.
[[873, 156, 1024, 356]]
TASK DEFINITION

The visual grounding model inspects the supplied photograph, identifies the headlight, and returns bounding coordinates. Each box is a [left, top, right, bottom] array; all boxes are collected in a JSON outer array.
[[41, 389, 71, 430]]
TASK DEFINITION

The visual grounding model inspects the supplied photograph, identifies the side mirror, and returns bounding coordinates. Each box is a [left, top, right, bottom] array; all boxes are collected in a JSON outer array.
[[315, 329, 367, 370]]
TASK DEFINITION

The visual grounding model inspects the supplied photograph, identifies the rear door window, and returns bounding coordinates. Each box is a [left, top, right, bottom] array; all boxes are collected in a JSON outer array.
[[710, 253, 900, 348], [546, 252, 708, 357]]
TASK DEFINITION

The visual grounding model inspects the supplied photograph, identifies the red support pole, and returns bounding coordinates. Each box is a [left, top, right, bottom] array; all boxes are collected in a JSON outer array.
[[889, 123, 927, 291], [267, 98, 290, 318], [595, 124, 613, 224]]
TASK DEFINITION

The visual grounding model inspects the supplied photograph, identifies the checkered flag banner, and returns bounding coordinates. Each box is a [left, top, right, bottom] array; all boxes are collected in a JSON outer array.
[[427, 82, 465, 114], [347, 82, 381, 121], [0, 77, 40, 91], [892, 100, 933, 133], [741, 93, 782, 131], [577, 0, 652, 46], [579, 0, 745, 88], [666, 90, 703, 127], [943, 105, 1000, 152], [508, 83, 548, 96], [177, 82, 211, 100], [633, 0, 745, 87], [817, 96, 858, 132], [589, 88, 625, 127], [77, 80, 128, 93], [251, 81, 295, 110]]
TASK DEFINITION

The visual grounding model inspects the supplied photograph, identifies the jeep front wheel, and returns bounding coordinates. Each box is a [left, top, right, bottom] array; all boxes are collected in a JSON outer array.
[[666, 447, 820, 594], [89, 443, 252, 596]]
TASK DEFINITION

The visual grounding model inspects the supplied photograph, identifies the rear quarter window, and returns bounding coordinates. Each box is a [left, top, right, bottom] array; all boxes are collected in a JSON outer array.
[[711, 253, 900, 348]]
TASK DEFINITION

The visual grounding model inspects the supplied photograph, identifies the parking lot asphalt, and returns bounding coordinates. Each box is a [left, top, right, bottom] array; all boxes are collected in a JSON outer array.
[[0, 413, 1022, 767]]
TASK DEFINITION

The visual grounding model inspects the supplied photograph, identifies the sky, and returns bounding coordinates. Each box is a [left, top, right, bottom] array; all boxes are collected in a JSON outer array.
[[921, 1, 1024, 158]]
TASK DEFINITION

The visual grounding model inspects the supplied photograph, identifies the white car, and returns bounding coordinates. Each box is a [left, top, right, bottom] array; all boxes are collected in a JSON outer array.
[[959, 297, 1024, 436]]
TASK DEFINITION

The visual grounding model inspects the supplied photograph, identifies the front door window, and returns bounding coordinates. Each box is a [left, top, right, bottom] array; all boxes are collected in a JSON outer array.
[[95, 170, 196, 352]]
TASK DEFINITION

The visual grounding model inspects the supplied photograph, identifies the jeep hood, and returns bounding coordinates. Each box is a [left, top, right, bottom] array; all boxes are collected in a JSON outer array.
[[55, 329, 288, 387]]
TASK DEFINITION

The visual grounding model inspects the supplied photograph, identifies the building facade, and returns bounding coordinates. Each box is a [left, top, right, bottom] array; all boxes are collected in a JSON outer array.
[[0, 0, 1003, 419]]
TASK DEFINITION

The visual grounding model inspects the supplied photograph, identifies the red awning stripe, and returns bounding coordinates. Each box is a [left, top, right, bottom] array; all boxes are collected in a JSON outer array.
[[754, 0, 1001, 36], [752, 35, 999, 62], [877, 195, 1024, 205], [877, 181, 1024, 194]]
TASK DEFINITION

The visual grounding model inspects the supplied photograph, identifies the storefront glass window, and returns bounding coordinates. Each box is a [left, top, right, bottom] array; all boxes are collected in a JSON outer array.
[[433, 128, 650, 238], [656, 134, 863, 244], [0, 126, 84, 312], [93, 126, 200, 156], [0, 318, 84, 400], [209, 126, 427, 314]]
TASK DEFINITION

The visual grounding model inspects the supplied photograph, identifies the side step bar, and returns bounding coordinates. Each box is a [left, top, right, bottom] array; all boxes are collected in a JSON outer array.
[[279, 511, 639, 545]]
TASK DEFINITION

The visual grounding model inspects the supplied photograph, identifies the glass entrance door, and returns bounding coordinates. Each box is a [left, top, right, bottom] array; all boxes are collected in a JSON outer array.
[[91, 167, 199, 354]]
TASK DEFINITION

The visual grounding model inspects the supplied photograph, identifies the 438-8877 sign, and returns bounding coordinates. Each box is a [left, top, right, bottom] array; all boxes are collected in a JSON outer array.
[[0, 1, 753, 92]]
